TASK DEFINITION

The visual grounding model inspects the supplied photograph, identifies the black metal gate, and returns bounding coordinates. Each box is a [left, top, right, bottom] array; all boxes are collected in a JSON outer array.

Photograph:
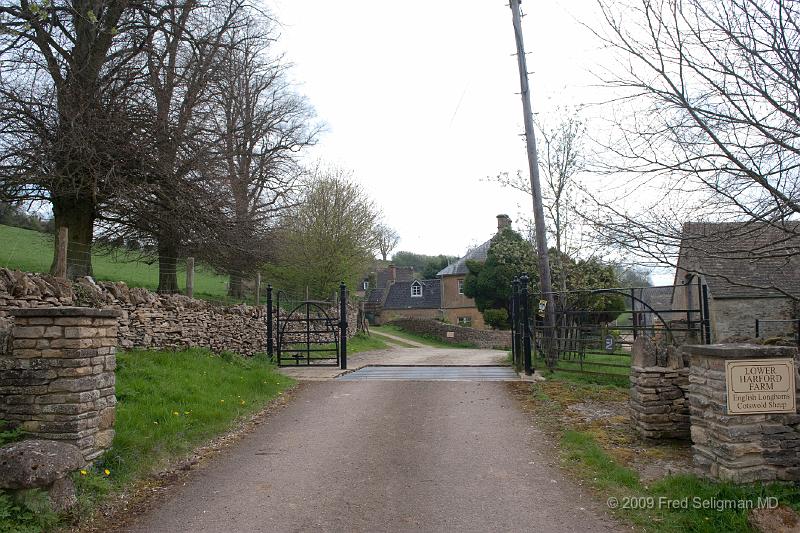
[[266, 283, 348, 369], [510, 274, 711, 378]]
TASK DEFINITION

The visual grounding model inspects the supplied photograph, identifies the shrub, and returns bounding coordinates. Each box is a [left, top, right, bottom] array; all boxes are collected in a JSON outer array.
[[483, 308, 509, 330]]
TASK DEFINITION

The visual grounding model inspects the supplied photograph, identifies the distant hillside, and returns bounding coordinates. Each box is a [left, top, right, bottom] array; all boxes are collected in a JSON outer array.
[[0, 224, 234, 301]]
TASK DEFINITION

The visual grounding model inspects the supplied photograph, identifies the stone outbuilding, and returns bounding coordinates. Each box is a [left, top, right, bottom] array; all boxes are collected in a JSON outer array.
[[364, 215, 514, 329], [672, 222, 800, 342]]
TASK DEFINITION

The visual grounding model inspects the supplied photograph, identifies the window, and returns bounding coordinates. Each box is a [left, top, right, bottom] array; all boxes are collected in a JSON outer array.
[[458, 316, 472, 327], [411, 282, 422, 297], [362, 280, 369, 291], [458, 279, 464, 295]]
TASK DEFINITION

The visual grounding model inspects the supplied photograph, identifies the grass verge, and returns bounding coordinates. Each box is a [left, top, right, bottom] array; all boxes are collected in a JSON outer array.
[[372, 324, 476, 349], [101, 349, 294, 485], [0, 348, 295, 533], [283, 332, 390, 361], [561, 430, 800, 532], [518, 375, 800, 532], [347, 333, 390, 353]]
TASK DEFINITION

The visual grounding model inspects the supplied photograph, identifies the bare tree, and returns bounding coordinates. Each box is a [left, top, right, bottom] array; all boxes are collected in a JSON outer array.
[[374, 223, 399, 261], [0, 0, 152, 277], [206, 18, 318, 298], [98, 0, 252, 293], [584, 0, 800, 294], [492, 111, 588, 291]]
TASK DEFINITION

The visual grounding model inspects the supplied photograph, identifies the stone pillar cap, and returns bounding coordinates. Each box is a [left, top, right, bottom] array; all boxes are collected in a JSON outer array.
[[683, 343, 797, 359], [9, 307, 121, 318]]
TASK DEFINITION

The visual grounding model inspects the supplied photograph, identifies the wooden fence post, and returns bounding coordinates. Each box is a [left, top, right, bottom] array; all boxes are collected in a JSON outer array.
[[186, 257, 194, 298], [53, 227, 68, 279]]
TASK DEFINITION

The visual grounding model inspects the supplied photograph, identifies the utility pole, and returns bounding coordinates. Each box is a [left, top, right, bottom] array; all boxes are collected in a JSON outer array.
[[509, 0, 556, 342]]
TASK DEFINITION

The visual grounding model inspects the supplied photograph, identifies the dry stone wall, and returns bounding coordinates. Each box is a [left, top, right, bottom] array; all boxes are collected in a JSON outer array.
[[388, 318, 511, 349], [629, 337, 691, 439], [0, 268, 356, 357]]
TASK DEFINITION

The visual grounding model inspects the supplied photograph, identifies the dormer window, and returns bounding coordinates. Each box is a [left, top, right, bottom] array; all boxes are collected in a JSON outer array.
[[411, 281, 422, 297]]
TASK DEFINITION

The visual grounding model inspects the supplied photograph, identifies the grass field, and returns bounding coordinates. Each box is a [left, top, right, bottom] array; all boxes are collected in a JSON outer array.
[[0, 224, 241, 302]]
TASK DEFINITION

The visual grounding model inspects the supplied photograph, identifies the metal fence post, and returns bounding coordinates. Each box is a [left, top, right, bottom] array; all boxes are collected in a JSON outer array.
[[520, 274, 533, 376], [339, 282, 348, 370], [266, 284, 273, 360], [755, 318, 760, 339]]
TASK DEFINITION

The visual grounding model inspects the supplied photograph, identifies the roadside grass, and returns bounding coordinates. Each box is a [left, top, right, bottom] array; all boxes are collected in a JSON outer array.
[[99, 349, 294, 486], [534, 351, 630, 376], [0, 224, 237, 302], [561, 430, 800, 532], [348, 333, 390, 353], [367, 330, 417, 348], [520, 375, 800, 532], [372, 324, 476, 349], [282, 332, 390, 360], [1, 348, 294, 532]]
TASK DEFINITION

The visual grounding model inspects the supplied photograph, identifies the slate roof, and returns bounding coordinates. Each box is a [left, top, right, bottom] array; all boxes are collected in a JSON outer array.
[[676, 222, 800, 298], [365, 288, 385, 305], [383, 279, 441, 309], [437, 239, 492, 277]]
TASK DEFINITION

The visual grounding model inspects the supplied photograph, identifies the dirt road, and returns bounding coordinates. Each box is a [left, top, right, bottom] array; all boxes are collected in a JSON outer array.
[[122, 379, 619, 532]]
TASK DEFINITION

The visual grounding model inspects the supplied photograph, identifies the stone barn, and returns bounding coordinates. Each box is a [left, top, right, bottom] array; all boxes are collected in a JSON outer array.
[[672, 222, 800, 342]]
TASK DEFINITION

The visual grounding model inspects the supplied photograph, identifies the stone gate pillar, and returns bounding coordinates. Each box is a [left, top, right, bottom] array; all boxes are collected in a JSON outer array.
[[0, 307, 120, 462], [685, 344, 800, 483]]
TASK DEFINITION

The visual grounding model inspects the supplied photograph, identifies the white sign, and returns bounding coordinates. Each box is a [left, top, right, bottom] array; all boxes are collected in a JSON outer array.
[[725, 358, 796, 415]]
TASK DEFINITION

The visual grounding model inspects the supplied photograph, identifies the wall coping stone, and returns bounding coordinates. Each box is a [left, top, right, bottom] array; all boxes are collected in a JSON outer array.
[[683, 343, 797, 359], [9, 307, 122, 318]]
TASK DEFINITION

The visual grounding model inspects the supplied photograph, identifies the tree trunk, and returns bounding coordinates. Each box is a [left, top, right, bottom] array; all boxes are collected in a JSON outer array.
[[50, 195, 95, 279], [157, 240, 180, 294]]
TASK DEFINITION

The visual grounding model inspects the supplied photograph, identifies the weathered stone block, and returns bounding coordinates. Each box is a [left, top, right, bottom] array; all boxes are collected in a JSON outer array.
[[0, 440, 83, 489], [13, 326, 45, 338]]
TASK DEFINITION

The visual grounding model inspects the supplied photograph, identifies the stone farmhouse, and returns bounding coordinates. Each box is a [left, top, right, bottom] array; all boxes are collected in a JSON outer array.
[[671, 221, 800, 342], [365, 215, 514, 330]]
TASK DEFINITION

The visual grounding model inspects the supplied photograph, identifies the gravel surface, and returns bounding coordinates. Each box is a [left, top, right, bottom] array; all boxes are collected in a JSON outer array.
[[122, 380, 620, 533]]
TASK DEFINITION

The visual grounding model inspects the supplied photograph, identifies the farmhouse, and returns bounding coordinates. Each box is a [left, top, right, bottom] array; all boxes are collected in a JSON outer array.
[[671, 221, 800, 342], [365, 215, 514, 330]]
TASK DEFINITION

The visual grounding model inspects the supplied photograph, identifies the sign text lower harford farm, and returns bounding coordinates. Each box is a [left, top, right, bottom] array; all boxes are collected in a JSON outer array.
[[725, 359, 796, 415]]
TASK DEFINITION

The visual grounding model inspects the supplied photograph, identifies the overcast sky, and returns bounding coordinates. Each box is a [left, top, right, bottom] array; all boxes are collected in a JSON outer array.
[[267, 0, 612, 258]]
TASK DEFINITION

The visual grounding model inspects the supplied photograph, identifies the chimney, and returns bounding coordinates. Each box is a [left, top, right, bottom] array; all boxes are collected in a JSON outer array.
[[497, 214, 512, 232], [389, 264, 397, 282]]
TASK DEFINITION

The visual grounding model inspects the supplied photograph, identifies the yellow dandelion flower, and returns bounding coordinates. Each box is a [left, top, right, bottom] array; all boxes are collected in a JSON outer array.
[[172, 411, 179, 416], [153, 421, 159, 425], [240, 400, 245, 405], [80, 469, 88, 476], [103, 469, 110, 476], [220, 399, 225, 403]]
